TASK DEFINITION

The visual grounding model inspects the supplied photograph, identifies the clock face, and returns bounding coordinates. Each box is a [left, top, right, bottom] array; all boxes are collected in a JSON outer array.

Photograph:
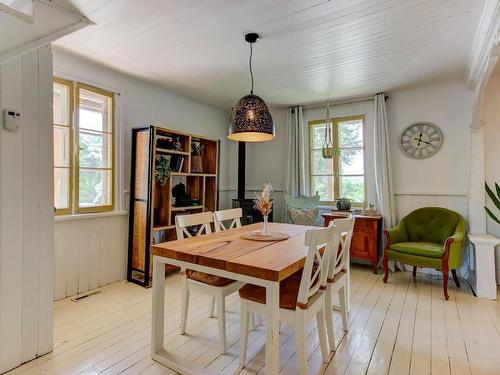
[[399, 122, 443, 159]]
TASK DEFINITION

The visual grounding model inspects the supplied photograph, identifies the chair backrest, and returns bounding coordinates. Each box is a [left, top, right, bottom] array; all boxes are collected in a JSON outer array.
[[175, 211, 214, 239], [213, 208, 242, 232], [401, 207, 462, 244], [285, 192, 321, 209], [296, 223, 341, 309], [327, 215, 355, 280]]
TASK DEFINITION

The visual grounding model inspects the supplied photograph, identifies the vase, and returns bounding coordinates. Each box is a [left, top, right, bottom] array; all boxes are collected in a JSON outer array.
[[261, 215, 271, 236]]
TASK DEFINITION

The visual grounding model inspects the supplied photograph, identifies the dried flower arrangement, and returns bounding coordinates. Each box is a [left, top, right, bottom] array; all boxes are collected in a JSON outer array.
[[254, 183, 273, 217]]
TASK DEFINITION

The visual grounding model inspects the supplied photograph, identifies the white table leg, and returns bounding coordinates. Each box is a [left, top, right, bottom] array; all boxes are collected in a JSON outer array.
[[265, 282, 280, 374], [346, 250, 351, 312], [151, 256, 165, 354]]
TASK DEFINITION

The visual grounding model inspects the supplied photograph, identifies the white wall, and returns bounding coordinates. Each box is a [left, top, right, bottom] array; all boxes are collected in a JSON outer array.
[[480, 74, 500, 282], [0, 45, 54, 373], [218, 108, 288, 219], [387, 81, 472, 221], [52, 48, 230, 299]]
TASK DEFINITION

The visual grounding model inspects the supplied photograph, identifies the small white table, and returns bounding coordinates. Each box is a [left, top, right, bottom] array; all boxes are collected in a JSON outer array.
[[468, 233, 500, 300]]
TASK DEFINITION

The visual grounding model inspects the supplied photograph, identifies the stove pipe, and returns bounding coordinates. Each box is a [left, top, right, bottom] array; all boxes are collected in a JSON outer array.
[[237, 141, 245, 200]]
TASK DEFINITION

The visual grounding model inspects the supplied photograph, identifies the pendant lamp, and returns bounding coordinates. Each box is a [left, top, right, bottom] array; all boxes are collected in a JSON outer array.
[[228, 33, 275, 142], [322, 100, 334, 159]]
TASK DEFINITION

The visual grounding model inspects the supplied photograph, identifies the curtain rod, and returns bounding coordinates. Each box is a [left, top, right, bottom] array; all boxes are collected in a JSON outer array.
[[300, 94, 388, 110]]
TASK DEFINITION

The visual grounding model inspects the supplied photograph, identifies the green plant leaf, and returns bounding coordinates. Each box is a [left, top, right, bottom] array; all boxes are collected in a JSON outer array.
[[485, 182, 500, 211], [485, 206, 500, 224], [496, 182, 500, 199]]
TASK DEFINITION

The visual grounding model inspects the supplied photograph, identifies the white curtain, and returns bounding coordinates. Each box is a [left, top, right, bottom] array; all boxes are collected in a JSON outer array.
[[285, 106, 308, 196], [373, 94, 399, 270]]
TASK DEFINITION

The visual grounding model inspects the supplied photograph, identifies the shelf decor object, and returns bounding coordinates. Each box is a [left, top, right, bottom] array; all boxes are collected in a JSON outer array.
[[127, 125, 219, 287], [322, 100, 335, 159], [228, 33, 274, 142]]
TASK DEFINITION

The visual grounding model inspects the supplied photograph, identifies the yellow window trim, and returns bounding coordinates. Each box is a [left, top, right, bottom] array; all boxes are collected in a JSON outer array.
[[308, 115, 366, 206], [53, 78, 115, 215]]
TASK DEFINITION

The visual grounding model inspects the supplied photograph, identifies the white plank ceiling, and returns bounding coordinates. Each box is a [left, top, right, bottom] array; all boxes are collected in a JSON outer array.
[[54, 0, 486, 108]]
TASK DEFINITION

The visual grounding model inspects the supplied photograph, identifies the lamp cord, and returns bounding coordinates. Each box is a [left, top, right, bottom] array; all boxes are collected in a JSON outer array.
[[249, 42, 254, 94]]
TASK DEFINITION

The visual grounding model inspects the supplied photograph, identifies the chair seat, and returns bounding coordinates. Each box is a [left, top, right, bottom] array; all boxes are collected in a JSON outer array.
[[327, 269, 346, 283], [389, 242, 444, 258], [239, 272, 302, 310], [186, 270, 234, 287], [239, 264, 324, 310]]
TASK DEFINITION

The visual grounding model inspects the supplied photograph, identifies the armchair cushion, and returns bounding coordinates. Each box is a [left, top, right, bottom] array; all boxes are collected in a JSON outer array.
[[389, 242, 443, 258]]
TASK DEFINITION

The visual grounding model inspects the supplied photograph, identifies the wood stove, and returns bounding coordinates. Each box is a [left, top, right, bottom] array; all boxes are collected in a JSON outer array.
[[232, 141, 273, 225]]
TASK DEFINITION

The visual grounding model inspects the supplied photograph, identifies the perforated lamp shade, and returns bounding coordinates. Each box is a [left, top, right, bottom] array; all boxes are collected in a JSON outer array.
[[228, 94, 275, 142]]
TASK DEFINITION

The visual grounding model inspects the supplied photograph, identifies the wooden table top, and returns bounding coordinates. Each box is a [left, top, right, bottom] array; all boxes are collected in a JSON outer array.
[[151, 222, 312, 282]]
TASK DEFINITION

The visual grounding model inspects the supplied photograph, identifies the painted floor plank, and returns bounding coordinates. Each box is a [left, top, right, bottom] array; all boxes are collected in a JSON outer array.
[[6, 266, 500, 375]]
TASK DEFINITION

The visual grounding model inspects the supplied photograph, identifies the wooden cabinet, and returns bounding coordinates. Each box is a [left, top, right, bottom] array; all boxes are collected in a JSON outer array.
[[127, 126, 219, 287], [322, 213, 382, 273]]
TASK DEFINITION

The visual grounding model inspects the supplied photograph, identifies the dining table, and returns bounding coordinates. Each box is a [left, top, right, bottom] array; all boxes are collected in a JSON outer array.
[[149, 222, 344, 374]]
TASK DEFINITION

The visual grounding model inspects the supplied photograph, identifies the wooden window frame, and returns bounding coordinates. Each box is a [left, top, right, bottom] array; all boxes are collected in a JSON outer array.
[[53, 78, 115, 215], [53, 77, 73, 215], [309, 115, 366, 206]]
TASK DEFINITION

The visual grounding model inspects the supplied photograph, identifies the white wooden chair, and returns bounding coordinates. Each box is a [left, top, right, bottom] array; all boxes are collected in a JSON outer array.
[[324, 215, 354, 351], [175, 211, 243, 354], [213, 208, 262, 328], [238, 223, 340, 374], [213, 208, 242, 232]]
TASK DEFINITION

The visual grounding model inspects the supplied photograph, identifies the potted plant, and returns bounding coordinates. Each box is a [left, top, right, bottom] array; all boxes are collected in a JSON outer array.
[[485, 182, 500, 223], [155, 155, 171, 186]]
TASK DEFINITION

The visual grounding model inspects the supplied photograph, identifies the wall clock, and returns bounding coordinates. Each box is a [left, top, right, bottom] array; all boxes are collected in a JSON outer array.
[[399, 121, 443, 159]]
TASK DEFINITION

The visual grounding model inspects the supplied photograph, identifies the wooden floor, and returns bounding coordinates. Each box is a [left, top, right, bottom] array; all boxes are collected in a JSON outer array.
[[6, 266, 500, 375]]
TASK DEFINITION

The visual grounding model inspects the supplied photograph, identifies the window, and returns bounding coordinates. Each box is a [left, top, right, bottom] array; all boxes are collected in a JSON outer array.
[[309, 115, 365, 205], [53, 78, 114, 215]]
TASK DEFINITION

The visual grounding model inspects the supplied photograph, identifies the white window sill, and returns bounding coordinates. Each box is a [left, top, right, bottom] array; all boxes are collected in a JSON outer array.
[[54, 210, 128, 222]]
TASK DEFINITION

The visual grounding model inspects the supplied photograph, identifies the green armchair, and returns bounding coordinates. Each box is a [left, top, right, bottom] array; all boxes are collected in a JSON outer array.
[[382, 207, 466, 300]]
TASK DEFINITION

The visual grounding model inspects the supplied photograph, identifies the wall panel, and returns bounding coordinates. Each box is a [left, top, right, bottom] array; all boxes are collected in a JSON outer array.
[[0, 44, 54, 373], [53, 214, 128, 301]]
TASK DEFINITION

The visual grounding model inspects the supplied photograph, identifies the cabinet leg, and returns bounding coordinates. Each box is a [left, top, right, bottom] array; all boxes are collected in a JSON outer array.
[[373, 260, 378, 274]]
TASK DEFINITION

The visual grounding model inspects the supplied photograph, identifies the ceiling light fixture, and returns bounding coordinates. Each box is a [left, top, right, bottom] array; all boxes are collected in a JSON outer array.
[[228, 33, 275, 142]]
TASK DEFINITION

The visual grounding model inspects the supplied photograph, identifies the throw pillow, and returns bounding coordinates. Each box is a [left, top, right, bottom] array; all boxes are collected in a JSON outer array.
[[288, 207, 319, 226]]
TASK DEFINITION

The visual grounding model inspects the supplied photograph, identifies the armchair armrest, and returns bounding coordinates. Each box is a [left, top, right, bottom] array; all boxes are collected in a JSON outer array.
[[443, 218, 466, 270], [384, 224, 408, 246]]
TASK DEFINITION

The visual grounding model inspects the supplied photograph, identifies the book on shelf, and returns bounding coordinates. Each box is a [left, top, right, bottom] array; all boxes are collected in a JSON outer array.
[[170, 155, 184, 172]]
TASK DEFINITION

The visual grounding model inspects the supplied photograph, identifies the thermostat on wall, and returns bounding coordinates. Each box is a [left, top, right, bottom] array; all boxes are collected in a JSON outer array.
[[3, 109, 21, 131]]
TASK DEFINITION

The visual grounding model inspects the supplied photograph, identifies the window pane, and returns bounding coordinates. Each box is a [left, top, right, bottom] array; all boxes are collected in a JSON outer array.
[[54, 168, 69, 209], [311, 149, 333, 175], [339, 120, 363, 147], [340, 149, 364, 175], [311, 123, 328, 149], [53, 83, 69, 126], [79, 169, 112, 207], [340, 176, 364, 202], [54, 125, 70, 167], [79, 88, 112, 132], [79, 131, 112, 168], [311, 175, 334, 201]]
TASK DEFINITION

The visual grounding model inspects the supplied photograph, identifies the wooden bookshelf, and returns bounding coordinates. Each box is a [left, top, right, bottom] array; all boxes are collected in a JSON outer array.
[[127, 125, 220, 287]]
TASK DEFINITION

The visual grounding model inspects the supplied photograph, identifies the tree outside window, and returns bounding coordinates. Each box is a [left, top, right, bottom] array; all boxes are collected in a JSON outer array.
[[309, 116, 365, 205]]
